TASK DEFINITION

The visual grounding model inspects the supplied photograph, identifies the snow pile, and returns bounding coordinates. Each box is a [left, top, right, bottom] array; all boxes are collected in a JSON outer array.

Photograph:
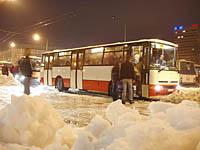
[[160, 88, 200, 103], [0, 74, 19, 86], [0, 96, 200, 150], [73, 100, 200, 150], [0, 95, 67, 149]]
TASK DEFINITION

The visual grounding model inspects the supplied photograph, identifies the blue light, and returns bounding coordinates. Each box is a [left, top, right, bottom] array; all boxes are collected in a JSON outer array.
[[174, 27, 178, 31], [174, 25, 184, 31], [179, 26, 184, 30]]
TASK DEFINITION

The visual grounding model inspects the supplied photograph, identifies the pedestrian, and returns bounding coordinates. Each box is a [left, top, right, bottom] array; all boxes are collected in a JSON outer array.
[[2, 65, 9, 76], [111, 60, 120, 101], [120, 56, 135, 104], [20, 55, 32, 95]]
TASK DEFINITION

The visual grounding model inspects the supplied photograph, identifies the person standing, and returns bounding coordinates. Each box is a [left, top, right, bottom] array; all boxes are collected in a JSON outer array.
[[2, 65, 9, 76], [111, 60, 120, 101], [120, 56, 135, 104], [20, 56, 32, 95]]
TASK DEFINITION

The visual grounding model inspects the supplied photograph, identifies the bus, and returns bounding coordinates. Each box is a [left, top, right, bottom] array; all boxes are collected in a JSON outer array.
[[40, 39, 179, 98], [176, 59, 197, 87]]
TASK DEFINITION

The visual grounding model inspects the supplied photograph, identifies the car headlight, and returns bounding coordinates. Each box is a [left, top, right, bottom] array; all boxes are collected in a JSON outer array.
[[176, 85, 181, 90], [155, 85, 162, 92], [19, 75, 25, 82], [15, 74, 19, 80]]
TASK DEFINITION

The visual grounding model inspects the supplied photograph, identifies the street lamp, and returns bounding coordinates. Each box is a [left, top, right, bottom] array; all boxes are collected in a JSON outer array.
[[32, 33, 48, 51], [9, 41, 16, 48], [32, 33, 41, 41], [112, 16, 127, 42]]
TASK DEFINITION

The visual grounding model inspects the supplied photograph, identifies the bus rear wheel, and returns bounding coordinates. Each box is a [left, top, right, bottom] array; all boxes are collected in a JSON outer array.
[[56, 77, 64, 91]]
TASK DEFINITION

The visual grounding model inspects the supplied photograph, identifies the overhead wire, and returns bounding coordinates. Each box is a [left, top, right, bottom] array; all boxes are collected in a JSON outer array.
[[0, 0, 92, 47]]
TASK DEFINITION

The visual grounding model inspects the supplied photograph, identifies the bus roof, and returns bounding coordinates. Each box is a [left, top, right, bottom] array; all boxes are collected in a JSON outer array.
[[44, 39, 178, 54], [178, 59, 195, 64], [21, 55, 41, 60], [0, 61, 12, 64]]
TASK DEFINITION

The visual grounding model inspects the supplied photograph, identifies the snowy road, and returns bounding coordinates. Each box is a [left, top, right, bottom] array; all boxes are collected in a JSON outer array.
[[0, 85, 150, 127]]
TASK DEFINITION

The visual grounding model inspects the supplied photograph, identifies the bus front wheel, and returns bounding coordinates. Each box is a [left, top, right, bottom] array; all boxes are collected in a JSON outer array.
[[56, 77, 64, 91]]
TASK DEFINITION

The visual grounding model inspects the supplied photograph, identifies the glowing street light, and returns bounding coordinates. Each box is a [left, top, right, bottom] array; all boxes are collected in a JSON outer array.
[[9, 42, 16, 48], [32, 33, 49, 51], [32, 33, 41, 41]]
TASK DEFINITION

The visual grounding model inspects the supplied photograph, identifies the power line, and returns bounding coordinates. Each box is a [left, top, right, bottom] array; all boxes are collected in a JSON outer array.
[[0, 0, 92, 47]]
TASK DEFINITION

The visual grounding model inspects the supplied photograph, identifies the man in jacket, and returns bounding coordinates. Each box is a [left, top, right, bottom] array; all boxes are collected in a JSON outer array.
[[120, 56, 135, 104], [20, 56, 32, 95]]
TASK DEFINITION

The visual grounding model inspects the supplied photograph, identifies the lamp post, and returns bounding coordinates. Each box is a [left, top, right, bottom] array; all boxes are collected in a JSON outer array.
[[112, 16, 127, 42]]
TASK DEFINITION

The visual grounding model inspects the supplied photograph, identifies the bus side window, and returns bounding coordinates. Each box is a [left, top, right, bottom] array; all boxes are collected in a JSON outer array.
[[84, 49, 103, 66]]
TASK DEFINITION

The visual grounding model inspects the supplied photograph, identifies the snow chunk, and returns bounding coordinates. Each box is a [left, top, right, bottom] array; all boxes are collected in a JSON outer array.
[[0, 95, 64, 147], [85, 115, 111, 138], [105, 100, 141, 125]]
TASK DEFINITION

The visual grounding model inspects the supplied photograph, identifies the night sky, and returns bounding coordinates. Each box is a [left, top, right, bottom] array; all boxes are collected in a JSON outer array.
[[0, 0, 200, 50]]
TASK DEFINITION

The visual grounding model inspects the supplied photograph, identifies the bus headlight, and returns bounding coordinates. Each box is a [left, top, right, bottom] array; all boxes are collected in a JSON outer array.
[[155, 85, 162, 92]]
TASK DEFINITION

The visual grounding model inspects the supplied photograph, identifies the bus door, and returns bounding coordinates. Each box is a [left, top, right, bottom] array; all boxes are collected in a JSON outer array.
[[70, 51, 84, 89], [141, 47, 150, 97], [44, 54, 53, 86]]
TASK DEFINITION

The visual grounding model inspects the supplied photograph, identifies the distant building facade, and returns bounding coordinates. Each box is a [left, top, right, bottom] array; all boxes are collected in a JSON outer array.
[[0, 48, 45, 65], [174, 24, 200, 64]]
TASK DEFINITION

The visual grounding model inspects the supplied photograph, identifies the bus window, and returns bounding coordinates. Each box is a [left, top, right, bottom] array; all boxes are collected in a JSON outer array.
[[78, 52, 84, 69], [71, 52, 77, 69], [131, 46, 143, 64], [44, 56, 49, 69], [103, 46, 123, 65], [150, 48, 175, 68], [53, 53, 59, 66], [84, 48, 103, 65], [44, 55, 54, 69], [58, 52, 71, 66]]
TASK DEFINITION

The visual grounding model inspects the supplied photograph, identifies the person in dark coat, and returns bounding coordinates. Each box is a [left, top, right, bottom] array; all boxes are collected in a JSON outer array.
[[111, 60, 120, 101], [120, 56, 135, 104], [20, 56, 32, 95], [2, 65, 9, 76]]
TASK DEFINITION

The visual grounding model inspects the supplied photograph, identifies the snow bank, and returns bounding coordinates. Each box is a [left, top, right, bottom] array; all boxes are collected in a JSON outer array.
[[0, 74, 19, 86], [160, 88, 200, 103], [0, 95, 66, 149], [0, 96, 200, 150], [73, 100, 200, 150]]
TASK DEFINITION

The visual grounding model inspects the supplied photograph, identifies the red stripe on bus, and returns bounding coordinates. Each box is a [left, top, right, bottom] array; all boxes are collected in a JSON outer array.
[[63, 79, 70, 87], [83, 80, 109, 93], [149, 84, 176, 97]]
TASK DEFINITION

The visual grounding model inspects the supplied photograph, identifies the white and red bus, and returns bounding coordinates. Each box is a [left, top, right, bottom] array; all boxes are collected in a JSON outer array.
[[40, 39, 179, 97]]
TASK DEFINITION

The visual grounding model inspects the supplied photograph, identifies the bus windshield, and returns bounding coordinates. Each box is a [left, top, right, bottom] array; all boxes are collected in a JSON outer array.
[[150, 44, 176, 70]]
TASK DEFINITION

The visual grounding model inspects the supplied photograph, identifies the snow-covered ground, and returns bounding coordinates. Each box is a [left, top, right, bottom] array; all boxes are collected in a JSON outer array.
[[0, 95, 199, 150], [0, 75, 200, 149]]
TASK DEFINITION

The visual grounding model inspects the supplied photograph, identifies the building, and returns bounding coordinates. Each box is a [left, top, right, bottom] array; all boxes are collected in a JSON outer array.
[[0, 48, 45, 65], [174, 24, 200, 64]]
